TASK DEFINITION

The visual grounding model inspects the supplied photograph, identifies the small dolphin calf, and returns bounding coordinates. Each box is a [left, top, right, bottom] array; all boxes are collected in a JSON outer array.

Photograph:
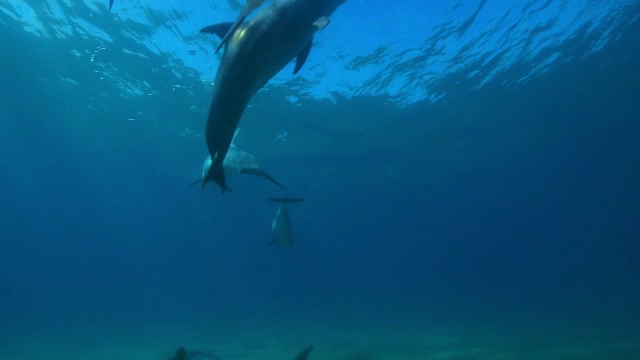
[[188, 128, 287, 191], [199, 0, 346, 192], [268, 197, 305, 246]]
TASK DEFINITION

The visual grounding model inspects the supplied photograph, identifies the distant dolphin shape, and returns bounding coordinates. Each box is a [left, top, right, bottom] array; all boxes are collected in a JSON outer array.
[[268, 197, 305, 246], [187, 128, 287, 191], [168, 345, 313, 360], [168, 347, 223, 360], [199, 0, 346, 192], [109, 0, 113, 11]]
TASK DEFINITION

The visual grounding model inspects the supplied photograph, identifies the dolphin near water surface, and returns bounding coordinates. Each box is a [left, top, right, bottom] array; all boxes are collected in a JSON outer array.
[[199, 0, 346, 192]]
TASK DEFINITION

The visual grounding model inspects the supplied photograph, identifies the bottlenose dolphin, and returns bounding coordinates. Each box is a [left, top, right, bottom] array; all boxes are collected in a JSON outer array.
[[187, 128, 287, 191], [199, 0, 346, 192], [268, 197, 305, 246], [168, 345, 313, 360]]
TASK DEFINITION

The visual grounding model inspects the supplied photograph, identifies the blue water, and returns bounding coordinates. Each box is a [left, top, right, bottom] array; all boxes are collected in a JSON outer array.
[[1, 1, 639, 359]]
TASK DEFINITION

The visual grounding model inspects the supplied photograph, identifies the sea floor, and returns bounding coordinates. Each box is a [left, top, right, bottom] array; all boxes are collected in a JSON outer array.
[[2, 320, 640, 360]]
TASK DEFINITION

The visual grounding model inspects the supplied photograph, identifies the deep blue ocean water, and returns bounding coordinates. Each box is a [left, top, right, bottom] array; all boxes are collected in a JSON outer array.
[[1, 1, 639, 359]]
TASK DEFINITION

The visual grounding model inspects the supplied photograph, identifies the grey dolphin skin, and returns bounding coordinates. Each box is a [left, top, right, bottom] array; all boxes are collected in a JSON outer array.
[[168, 345, 313, 360], [200, 0, 346, 192], [187, 128, 288, 191], [268, 197, 305, 246]]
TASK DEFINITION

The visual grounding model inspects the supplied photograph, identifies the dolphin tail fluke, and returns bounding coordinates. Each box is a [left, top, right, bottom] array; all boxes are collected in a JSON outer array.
[[293, 346, 314, 360], [268, 197, 305, 204], [240, 168, 288, 191], [202, 156, 232, 193]]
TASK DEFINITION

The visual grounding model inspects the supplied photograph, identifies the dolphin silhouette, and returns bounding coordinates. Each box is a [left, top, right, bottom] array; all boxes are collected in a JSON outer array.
[[168, 347, 223, 360], [108, 0, 113, 11], [268, 197, 305, 246], [187, 128, 287, 191], [199, 0, 346, 192], [168, 346, 313, 360]]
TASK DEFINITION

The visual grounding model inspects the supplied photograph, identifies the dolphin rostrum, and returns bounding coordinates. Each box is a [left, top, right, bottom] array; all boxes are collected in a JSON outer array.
[[268, 197, 305, 246], [199, 0, 346, 192], [187, 128, 288, 191]]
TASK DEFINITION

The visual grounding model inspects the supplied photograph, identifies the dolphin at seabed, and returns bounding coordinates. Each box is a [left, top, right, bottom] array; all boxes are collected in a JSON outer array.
[[199, 0, 346, 192], [268, 197, 305, 246], [187, 128, 288, 191], [168, 347, 223, 360], [167, 346, 313, 360]]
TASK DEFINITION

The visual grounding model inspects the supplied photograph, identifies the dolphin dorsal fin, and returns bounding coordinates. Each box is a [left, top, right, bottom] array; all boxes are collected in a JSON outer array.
[[294, 39, 313, 75]]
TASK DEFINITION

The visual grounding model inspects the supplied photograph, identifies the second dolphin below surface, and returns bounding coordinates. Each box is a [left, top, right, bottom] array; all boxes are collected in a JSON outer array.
[[199, 0, 347, 192], [268, 197, 305, 246], [188, 128, 287, 191]]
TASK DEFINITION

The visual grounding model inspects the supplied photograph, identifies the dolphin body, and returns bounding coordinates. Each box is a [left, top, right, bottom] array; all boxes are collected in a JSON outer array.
[[187, 128, 287, 191], [168, 346, 313, 360], [200, 0, 346, 192], [268, 197, 305, 246]]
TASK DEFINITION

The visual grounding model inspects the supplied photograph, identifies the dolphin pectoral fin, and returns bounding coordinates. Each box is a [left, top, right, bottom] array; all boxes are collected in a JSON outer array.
[[186, 177, 204, 188], [215, 0, 264, 53], [293, 346, 314, 360], [239, 168, 288, 191], [313, 17, 330, 30], [294, 39, 313, 75], [200, 22, 235, 39], [231, 127, 241, 145], [108, 0, 114, 11], [215, 16, 245, 53]]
